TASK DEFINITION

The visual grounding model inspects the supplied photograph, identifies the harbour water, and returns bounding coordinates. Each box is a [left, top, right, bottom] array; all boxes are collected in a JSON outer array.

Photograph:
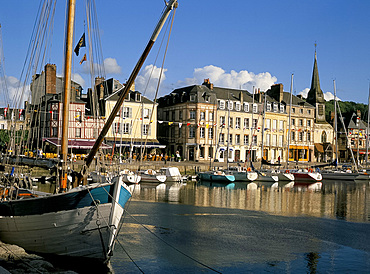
[[111, 180, 370, 273]]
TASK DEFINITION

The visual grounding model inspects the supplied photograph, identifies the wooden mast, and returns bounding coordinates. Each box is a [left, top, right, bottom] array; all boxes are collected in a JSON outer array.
[[60, 0, 76, 192], [80, 0, 178, 179]]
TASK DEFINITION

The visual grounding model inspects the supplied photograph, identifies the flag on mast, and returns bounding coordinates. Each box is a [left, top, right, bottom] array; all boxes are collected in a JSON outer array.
[[74, 33, 86, 56], [79, 53, 87, 64]]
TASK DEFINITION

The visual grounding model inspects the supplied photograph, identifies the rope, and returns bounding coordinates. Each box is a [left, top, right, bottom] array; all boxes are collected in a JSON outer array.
[[0, 243, 43, 274], [125, 210, 222, 274]]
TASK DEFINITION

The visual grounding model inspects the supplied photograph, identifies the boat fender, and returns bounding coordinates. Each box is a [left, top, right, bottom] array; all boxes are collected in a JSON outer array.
[[285, 170, 290, 173], [247, 167, 251, 172], [308, 169, 313, 173]]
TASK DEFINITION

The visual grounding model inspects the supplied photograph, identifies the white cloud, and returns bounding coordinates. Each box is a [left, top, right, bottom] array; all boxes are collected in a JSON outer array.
[[0, 76, 30, 107], [298, 88, 341, 101], [179, 65, 277, 92], [71, 73, 85, 87], [136, 64, 167, 98], [82, 57, 121, 75]]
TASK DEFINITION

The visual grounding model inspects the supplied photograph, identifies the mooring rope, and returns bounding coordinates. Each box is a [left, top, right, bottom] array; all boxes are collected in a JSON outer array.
[[125, 210, 223, 274], [0, 243, 43, 274]]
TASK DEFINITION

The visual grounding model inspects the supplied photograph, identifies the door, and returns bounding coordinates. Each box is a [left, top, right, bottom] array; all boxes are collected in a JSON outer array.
[[189, 147, 194, 161]]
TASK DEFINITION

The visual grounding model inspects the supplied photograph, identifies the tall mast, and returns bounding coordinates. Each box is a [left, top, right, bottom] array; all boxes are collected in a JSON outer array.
[[260, 92, 267, 167], [333, 80, 338, 164], [60, 0, 76, 191], [366, 83, 370, 167], [82, 0, 178, 176], [286, 74, 293, 168], [227, 92, 231, 169]]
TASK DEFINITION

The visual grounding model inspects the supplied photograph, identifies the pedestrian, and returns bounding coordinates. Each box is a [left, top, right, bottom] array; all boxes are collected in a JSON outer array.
[[278, 156, 281, 165]]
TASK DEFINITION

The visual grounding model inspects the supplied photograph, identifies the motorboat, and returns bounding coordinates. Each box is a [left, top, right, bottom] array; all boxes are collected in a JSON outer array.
[[139, 169, 167, 183], [159, 167, 182, 182]]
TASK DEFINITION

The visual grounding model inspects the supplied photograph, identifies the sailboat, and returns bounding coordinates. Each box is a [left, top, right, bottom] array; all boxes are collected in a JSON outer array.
[[0, 0, 178, 264]]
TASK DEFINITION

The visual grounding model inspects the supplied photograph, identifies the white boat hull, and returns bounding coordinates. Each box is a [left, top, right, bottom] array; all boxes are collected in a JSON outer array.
[[0, 179, 131, 261]]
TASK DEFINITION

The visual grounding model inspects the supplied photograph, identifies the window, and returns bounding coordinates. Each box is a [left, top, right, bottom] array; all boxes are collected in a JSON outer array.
[[208, 128, 213, 139], [209, 112, 214, 121], [308, 109, 311, 115], [299, 119, 303, 126], [171, 111, 175, 120], [291, 131, 295, 141], [219, 133, 225, 144], [235, 134, 240, 145], [279, 135, 283, 147], [123, 123, 131, 134], [266, 134, 270, 146], [244, 135, 249, 145], [252, 135, 257, 146], [179, 110, 183, 120], [307, 120, 311, 127], [235, 117, 241, 129], [190, 94, 196, 102], [219, 100, 225, 109], [200, 147, 205, 158], [220, 116, 226, 127], [52, 110, 58, 120], [235, 102, 241, 111], [209, 147, 214, 158], [292, 108, 295, 113], [200, 112, 205, 120], [273, 120, 277, 130], [252, 119, 258, 128], [291, 119, 295, 126], [244, 118, 249, 129], [143, 108, 151, 119], [135, 93, 141, 101], [266, 103, 272, 112], [75, 111, 82, 122], [76, 127, 81, 138], [265, 119, 271, 129], [189, 126, 195, 138], [122, 107, 132, 118], [253, 104, 258, 113], [113, 123, 121, 134], [179, 127, 182, 138], [228, 134, 233, 145], [272, 135, 277, 146], [273, 103, 278, 112], [321, 131, 327, 143], [200, 127, 205, 138], [190, 110, 196, 119], [299, 132, 303, 141], [52, 127, 58, 137], [307, 132, 311, 142], [229, 117, 233, 128], [142, 124, 151, 136], [280, 104, 284, 113], [244, 103, 249, 112], [227, 100, 233, 110], [279, 120, 284, 131], [318, 105, 324, 115], [300, 108, 303, 114]]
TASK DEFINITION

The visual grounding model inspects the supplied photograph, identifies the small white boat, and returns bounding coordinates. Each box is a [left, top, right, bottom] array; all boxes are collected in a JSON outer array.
[[290, 169, 322, 182], [321, 169, 359, 181], [223, 166, 258, 182], [120, 169, 141, 184], [255, 171, 279, 182], [159, 167, 182, 182], [197, 170, 235, 182], [140, 169, 167, 183]]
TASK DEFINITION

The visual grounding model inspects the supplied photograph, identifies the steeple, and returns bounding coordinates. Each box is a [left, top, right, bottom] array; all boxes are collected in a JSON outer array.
[[307, 46, 325, 104], [306, 45, 326, 123]]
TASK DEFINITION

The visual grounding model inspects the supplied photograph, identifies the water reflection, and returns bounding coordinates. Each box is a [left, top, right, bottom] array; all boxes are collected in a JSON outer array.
[[130, 179, 370, 223]]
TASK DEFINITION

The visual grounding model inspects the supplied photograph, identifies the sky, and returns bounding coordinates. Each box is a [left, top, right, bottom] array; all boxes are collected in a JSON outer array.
[[1, 0, 370, 107]]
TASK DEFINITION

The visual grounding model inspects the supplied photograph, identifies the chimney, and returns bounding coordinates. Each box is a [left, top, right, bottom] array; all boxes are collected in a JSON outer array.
[[239, 91, 243, 104], [268, 83, 284, 102], [202, 78, 213, 90], [45, 64, 56, 95], [95, 76, 105, 87]]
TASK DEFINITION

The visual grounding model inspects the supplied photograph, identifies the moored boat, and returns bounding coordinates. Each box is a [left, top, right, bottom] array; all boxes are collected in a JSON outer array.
[[223, 166, 258, 182], [120, 169, 141, 184], [139, 169, 167, 183], [290, 169, 322, 182], [197, 170, 235, 182], [159, 167, 182, 182]]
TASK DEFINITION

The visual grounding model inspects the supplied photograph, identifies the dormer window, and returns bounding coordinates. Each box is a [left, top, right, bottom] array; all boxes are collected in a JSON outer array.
[[190, 94, 196, 102], [227, 100, 233, 110], [280, 104, 285, 113], [266, 103, 271, 112], [235, 102, 241, 111], [244, 103, 249, 112], [253, 103, 258, 113], [136, 93, 141, 102], [219, 100, 225, 110], [273, 103, 278, 112]]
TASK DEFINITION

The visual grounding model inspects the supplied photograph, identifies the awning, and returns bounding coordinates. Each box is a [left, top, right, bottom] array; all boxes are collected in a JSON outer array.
[[43, 138, 112, 149], [109, 140, 165, 148], [314, 143, 324, 153]]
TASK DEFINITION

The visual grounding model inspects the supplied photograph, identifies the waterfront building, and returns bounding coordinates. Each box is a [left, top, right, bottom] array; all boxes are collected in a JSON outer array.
[[29, 64, 105, 154], [306, 50, 334, 162], [267, 83, 316, 163], [94, 78, 163, 159]]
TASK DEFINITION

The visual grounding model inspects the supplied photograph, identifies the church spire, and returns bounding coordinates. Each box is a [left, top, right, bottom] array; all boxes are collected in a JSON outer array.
[[307, 44, 325, 104]]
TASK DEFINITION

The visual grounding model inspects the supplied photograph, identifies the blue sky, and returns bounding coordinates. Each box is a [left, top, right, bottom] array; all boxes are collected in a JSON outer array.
[[1, 0, 370, 107]]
